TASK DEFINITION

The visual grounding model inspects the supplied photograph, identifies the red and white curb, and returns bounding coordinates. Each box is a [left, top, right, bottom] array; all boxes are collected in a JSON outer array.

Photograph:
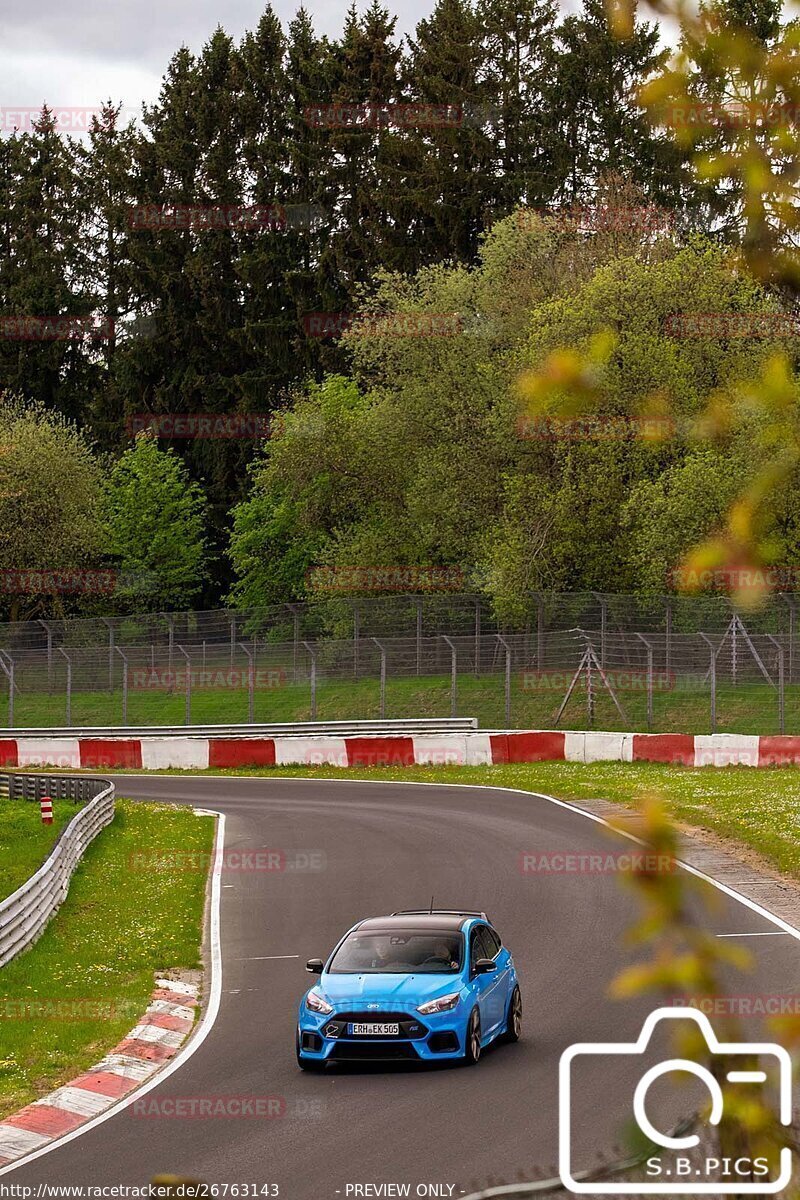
[[0, 979, 199, 1168], [1, 729, 800, 770]]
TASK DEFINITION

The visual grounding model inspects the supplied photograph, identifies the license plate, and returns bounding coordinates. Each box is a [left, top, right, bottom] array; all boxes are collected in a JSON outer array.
[[348, 1022, 400, 1036]]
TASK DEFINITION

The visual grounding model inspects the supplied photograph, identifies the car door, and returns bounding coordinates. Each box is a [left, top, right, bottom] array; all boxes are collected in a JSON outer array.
[[482, 926, 512, 1032], [468, 926, 496, 1036], [475, 925, 508, 1034]]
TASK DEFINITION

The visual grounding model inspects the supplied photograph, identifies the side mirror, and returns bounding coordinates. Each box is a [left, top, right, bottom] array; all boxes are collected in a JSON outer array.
[[475, 957, 497, 974], [306, 958, 324, 974]]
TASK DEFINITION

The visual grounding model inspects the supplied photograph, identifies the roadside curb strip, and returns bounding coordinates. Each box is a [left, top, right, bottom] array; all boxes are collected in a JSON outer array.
[[0, 977, 200, 1167], [2, 729, 800, 770]]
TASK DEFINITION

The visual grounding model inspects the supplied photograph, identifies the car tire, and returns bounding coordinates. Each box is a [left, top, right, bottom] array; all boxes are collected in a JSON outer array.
[[463, 1008, 482, 1065], [296, 1032, 326, 1072], [500, 985, 522, 1043]]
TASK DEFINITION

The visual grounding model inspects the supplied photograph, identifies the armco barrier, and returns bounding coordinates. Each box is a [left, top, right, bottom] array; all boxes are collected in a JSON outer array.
[[0, 730, 797, 770], [0, 773, 115, 967]]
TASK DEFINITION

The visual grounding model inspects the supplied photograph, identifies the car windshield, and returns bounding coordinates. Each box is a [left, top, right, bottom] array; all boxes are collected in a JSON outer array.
[[328, 930, 463, 974]]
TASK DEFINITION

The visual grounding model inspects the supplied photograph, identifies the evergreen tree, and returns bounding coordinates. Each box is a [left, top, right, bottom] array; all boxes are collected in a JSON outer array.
[[679, 0, 790, 245], [0, 110, 98, 421], [477, 0, 561, 211], [85, 102, 140, 448], [553, 0, 684, 207], [398, 0, 495, 266]]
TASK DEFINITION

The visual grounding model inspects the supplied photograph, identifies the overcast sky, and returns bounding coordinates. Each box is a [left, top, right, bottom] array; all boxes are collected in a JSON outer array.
[[2, 0, 435, 129]]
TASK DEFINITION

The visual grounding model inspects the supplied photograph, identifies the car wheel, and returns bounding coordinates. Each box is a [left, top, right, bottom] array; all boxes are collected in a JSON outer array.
[[463, 1008, 482, 1065], [296, 1032, 326, 1072], [500, 985, 522, 1043]]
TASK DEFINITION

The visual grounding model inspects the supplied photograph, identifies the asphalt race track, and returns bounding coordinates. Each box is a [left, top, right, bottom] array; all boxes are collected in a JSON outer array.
[[5, 776, 800, 1197]]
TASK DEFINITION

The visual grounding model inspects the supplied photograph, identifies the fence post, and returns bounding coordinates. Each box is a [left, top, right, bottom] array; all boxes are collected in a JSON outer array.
[[665, 598, 673, 682], [537, 595, 545, 669], [229, 613, 236, 669], [303, 641, 318, 720], [177, 645, 191, 725], [699, 633, 716, 734], [495, 635, 512, 727], [372, 638, 387, 719], [416, 599, 423, 677], [474, 599, 481, 677], [635, 632, 654, 731], [239, 642, 255, 724], [0, 653, 14, 728], [766, 634, 785, 735], [101, 618, 114, 691], [115, 647, 129, 726], [781, 593, 795, 684], [38, 619, 53, 692], [58, 648, 72, 726], [442, 636, 458, 717], [353, 603, 360, 679], [167, 615, 174, 676], [289, 604, 300, 683]]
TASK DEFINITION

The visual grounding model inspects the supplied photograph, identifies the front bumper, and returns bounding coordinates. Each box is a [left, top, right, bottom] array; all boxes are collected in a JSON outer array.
[[298, 1007, 464, 1062]]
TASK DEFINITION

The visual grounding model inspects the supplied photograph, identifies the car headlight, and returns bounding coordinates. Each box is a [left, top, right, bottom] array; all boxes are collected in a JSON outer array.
[[417, 992, 461, 1015], [306, 990, 333, 1015]]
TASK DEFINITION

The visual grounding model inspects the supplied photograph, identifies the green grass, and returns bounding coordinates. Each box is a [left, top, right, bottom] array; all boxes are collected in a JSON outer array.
[[122, 760, 800, 882], [0, 799, 214, 1118], [0, 798, 80, 899], [1, 673, 794, 734]]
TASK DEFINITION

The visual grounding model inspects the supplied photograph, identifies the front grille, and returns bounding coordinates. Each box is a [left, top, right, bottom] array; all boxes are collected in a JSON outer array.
[[330, 1042, 420, 1061], [326, 1011, 427, 1040]]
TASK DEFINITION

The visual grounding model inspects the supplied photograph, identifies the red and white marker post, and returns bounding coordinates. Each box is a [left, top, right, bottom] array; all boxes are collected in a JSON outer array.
[[40, 795, 53, 825]]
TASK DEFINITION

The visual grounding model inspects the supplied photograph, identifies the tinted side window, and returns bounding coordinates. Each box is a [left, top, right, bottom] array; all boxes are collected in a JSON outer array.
[[475, 926, 496, 961], [484, 928, 502, 957], [469, 928, 485, 969]]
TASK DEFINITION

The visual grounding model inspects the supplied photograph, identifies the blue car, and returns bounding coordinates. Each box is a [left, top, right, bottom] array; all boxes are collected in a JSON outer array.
[[296, 909, 521, 1069]]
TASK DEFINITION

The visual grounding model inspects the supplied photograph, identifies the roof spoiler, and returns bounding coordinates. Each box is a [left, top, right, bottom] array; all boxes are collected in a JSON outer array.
[[391, 909, 489, 921]]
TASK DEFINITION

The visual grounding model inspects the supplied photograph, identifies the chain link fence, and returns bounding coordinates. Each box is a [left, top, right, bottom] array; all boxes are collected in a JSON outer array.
[[0, 594, 798, 731]]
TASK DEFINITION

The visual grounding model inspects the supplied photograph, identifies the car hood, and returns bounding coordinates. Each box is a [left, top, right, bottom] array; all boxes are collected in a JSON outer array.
[[317, 972, 461, 1007]]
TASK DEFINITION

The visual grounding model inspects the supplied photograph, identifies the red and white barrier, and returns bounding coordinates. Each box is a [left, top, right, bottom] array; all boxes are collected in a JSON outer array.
[[0, 728, 796, 771], [40, 796, 53, 825]]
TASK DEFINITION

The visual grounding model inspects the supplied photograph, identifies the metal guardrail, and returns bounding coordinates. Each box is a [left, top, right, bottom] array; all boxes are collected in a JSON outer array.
[[0, 773, 115, 967], [0, 718, 479, 738]]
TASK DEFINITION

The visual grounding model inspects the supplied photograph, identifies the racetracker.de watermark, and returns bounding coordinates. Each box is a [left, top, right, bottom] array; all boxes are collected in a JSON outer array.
[[0, 316, 114, 341], [127, 849, 326, 873], [667, 566, 800, 591], [519, 851, 677, 874], [303, 103, 496, 128], [664, 101, 800, 129], [0, 106, 138, 134], [0, 999, 121, 1021], [517, 203, 674, 235], [131, 1095, 286, 1119], [126, 413, 276, 439], [670, 994, 800, 1016], [664, 311, 800, 339], [129, 205, 287, 232], [302, 312, 462, 337], [517, 414, 677, 440], [130, 668, 286, 690], [521, 669, 676, 692], [0, 569, 118, 596], [306, 565, 465, 592]]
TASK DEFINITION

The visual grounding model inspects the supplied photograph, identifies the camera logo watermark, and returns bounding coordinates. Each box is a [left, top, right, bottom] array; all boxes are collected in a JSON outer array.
[[559, 1007, 792, 1193]]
